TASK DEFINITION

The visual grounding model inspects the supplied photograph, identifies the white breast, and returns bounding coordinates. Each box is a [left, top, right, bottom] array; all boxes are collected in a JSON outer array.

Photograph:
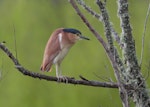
[[53, 47, 69, 64], [53, 33, 70, 64]]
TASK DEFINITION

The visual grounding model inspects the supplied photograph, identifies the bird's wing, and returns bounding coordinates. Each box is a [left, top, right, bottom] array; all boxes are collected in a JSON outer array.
[[41, 32, 61, 72]]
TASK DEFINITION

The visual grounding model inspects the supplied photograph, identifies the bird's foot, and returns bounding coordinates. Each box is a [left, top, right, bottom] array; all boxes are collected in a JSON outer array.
[[57, 76, 68, 83]]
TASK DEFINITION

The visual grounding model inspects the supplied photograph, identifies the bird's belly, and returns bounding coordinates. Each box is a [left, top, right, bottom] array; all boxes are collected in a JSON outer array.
[[53, 48, 69, 64]]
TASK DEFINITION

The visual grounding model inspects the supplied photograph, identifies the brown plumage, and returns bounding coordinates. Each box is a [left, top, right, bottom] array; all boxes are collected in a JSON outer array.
[[40, 28, 89, 80], [40, 28, 62, 72]]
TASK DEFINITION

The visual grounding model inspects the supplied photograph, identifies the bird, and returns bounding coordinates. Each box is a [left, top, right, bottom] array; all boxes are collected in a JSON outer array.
[[40, 28, 89, 81]]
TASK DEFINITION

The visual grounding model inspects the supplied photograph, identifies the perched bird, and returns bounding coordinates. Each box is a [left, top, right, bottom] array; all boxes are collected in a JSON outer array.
[[40, 28, 89, 81]]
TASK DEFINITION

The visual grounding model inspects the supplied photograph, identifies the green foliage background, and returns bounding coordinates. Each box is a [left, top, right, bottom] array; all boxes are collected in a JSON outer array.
[[0, 0, 150, 107]]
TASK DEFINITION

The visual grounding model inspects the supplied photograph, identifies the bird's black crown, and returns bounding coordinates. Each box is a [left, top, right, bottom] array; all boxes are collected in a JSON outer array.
[[63, 28, 81, 34]]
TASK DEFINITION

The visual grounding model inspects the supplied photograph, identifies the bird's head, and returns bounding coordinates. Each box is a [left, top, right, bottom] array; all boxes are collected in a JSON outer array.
[[63, 28, 90, 41]]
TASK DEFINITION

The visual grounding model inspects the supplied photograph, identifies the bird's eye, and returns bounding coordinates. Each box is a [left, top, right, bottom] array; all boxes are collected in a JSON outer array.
[[76, 33, 80, 36]]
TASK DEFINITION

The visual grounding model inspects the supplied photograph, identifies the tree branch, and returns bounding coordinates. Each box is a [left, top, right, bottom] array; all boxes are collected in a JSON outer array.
[[69, 0, 109, 54], [0, 42, 125, 89], [76, 0, 122, 48], [76, 0, 102, 21], [140, 2, 150, 67], [96, 1, 129, 106], [118, 0, 150, 106], [69, 0, 130, 106]]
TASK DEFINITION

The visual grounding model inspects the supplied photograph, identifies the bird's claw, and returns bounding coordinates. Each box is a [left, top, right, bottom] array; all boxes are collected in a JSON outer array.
[[57, 76, 68, 83]]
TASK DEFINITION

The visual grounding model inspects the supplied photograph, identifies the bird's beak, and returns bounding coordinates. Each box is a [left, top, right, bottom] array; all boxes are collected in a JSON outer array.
[[79, 35, 90, 40]]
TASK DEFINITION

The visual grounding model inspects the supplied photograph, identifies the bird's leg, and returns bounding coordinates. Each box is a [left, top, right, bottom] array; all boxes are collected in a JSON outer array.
[[55, 63, 60, 78], [55, 63, 68, 83]]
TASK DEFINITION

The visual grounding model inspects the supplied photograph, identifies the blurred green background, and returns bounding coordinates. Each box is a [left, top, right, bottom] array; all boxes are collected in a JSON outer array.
[[0, 0, 150, 107]]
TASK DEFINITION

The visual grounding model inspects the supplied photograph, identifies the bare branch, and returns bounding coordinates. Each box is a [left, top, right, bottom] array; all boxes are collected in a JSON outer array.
[[96, 0, 114, 51], [118, 0, 150, 106], [79, 75, 89, 81], [140, 3, 150, 67], [0, 42, 128, 89], [118, 0, 138, 67], [70, 0, 129, 106], [76, 0, 102, 21], [76, 0, 122, 48], [96, 1, 129, 106], [111, 27, 123, 48]]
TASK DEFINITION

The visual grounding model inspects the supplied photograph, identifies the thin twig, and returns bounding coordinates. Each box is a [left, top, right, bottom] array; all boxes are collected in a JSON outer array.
[[93, 72, 113, 82], [140, 3, 150, 67], [79, 75, 89, 81], [76, 0, 122, 48], [76, 0, 102, 21], [111, 27, 123, 48], [0, 42, 132, 89], [13, 24, 18, 59]]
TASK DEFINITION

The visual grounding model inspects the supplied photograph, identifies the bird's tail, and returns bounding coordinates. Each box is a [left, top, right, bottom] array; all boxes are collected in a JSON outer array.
[[40, 62, 52, 72]]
